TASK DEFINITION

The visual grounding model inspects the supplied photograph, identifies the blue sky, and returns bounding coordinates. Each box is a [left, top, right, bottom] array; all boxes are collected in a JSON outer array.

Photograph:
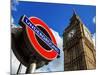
[[12, 1, 96, 36]]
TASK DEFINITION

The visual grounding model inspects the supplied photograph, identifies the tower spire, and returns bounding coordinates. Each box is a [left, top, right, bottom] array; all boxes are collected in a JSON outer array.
[[70, 8, 78, 21], [70, 8, 82, 23], [73, 8, 77, 16]]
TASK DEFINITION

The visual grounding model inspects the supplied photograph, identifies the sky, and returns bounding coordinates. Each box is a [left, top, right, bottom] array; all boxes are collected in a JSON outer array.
[[11, 0, 96, 74], [12, 1, 96, 36]]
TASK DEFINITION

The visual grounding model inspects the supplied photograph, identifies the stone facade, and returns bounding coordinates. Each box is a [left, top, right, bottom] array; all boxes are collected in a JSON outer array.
[[63, 11, 96, 71]]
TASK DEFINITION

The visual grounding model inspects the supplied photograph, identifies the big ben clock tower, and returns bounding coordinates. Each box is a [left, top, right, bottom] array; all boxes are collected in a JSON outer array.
[[63, 10, 96, 71]]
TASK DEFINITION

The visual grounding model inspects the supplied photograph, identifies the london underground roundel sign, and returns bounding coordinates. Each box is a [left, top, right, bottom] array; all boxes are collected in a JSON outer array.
[[20, 15, 60, 61]]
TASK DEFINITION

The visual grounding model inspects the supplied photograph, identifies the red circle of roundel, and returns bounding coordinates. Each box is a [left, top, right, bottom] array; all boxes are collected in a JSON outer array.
[[26, 17, 58, 61]]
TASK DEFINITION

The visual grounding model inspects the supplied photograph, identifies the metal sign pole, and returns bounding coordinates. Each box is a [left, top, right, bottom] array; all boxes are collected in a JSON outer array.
[[26, 63, 36, 74], [16, 63, 22, 74]]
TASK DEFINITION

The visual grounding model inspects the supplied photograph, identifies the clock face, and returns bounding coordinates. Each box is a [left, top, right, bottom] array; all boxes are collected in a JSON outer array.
[[68, 29, 76, 39]]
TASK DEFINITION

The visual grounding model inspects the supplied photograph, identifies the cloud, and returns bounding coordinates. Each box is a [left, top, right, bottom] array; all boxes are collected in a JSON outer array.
[[50, 28, 63, 50], [92, 33, 96, 47], [11, 17, 14, 24], [11, 51, 20, 74], [11, 51, 26, 74], [11, 17, 22, 28], [93, 16, 96, 24], [35, 28, 64, 72], [11, 0, 19, 11], [11, 24, 21, 28]]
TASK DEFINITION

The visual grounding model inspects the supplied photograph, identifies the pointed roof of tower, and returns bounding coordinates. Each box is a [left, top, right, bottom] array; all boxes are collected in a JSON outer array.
[[70, 9, 78, 20], [73, 8, 77, 16], [70, 9, 82, 23]]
